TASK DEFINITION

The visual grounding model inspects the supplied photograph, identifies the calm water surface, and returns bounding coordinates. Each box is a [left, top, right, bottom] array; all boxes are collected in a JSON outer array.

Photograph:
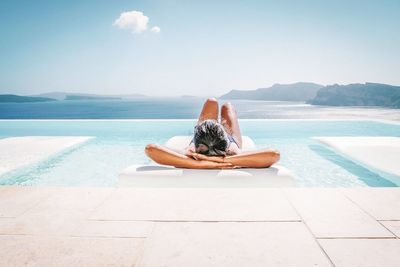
[[1, 98, 400, 120]]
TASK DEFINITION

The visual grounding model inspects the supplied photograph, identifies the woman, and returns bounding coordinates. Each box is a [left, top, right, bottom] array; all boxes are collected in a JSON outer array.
[[145, 98, 280, 169]]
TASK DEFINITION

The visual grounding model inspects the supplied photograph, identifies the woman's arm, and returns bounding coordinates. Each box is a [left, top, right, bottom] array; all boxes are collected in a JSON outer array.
[[224, 149, 280, 168], [191, 149, 280, 168], [145, 144, 233, 169]]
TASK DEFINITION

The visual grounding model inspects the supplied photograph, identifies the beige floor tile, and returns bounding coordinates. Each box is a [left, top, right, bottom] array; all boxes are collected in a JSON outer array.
[[0, 186, 52, 217], [381, 221, 400, 237], [0, 187, 114, 236], [319, 239, 400, 267], [29, 187, 115, 212], [284, 188, 392, 238], [0, 235, 145, 267], [0, 218, 24, 235], [91, 188, 299, 221], [72, 220, 154, 238], [138, 222, 331, 267], [341, 188, 400, 220], [0, 186, 7, 192], [0, 213, 84, 236]]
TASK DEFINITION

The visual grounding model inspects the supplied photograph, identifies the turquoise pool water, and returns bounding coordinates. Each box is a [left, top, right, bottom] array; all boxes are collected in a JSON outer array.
[[0, 120, 399, 187]]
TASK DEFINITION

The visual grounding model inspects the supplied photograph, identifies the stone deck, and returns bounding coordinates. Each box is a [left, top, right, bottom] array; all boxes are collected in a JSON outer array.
[[0, 186, 399, 266]]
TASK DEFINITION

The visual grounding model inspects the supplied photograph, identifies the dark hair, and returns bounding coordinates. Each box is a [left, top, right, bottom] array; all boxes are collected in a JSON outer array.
[[193, 119, 228, 156]]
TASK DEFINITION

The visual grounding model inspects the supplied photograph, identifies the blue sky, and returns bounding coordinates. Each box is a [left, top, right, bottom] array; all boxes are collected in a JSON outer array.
[[0, 0, 399, 96]]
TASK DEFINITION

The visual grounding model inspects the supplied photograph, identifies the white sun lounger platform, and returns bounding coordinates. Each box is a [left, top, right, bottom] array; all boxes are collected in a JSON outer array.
[[0, 136, 94, 177], [118, 136, 296, 187], [315, 136, 400, 177]]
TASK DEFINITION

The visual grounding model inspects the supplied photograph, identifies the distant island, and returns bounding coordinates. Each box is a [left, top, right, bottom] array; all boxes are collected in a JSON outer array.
[[181, 95, 199, 99], [0, 92, 147, 103], [65, 95, 121, 101], [33, 92, 145, 101], [220, 82, 323, 101], [0, 94, 56, 103], [309, 83, 400, 108]]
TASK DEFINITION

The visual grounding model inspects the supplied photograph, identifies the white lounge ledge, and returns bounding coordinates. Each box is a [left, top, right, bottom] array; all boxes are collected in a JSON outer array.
[[119, 165, 295, 187], [0, 136, 94, 177], [314, 136, 400, 177], [119, 136, 296, 187]]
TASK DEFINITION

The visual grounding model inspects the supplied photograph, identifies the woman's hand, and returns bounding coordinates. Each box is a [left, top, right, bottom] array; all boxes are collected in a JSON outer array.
[[189, 152, 225, 163], [184, 146, 196, 158], [186, 152, 236, 169], [192, 159, 233, 169]]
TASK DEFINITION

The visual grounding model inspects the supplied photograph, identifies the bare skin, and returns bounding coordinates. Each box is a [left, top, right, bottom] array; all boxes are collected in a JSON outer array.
[[145, 98, 280, 169]]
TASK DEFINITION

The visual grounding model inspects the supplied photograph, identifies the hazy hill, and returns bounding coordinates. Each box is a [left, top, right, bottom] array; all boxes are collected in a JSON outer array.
[[220, 82, 323, 101], [33, 92, 146, 100], [309, 83, 400, 108], [0, 94, 56, 103]]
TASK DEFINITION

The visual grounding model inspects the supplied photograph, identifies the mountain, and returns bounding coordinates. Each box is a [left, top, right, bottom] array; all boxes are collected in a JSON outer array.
[[309, 83, 400, 108], [220, 82, 323, 101], [32, 92, 146, 100], [0, 94, 56, 103]]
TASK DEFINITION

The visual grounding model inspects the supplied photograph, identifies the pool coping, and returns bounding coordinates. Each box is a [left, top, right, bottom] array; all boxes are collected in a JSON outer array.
[[0, 136, 94, 177]]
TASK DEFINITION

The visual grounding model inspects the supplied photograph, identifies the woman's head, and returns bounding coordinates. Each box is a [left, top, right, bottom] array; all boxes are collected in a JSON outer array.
[[193, 119, 229, 156]]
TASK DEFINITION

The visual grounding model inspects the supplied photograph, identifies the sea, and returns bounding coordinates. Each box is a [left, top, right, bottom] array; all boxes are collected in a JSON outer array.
[[1, 98, 400, 120]]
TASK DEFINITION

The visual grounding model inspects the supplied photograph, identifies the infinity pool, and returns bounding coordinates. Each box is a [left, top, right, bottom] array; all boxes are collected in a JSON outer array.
[[0, 120, 399, 187]]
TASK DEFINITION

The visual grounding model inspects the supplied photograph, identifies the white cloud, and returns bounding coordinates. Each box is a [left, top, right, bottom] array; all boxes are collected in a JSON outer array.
[[150, 26, 161, 33], [113, 10, 149, 34]]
